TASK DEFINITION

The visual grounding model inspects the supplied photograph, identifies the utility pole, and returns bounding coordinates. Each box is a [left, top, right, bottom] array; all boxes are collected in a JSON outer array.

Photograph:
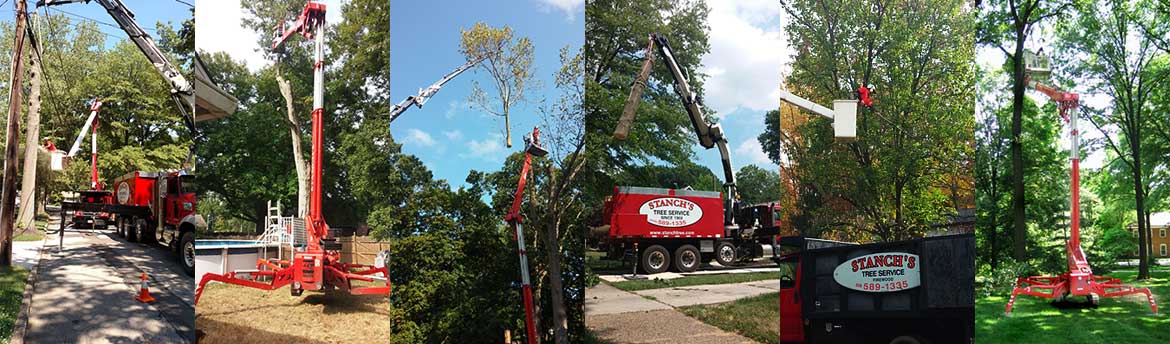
[[0, 0, 29, 267], [17, 11, 43, 233]]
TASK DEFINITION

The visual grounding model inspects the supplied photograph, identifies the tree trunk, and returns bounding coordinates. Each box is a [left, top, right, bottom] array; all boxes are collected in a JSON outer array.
[[989, 157, 1000, 269], [276, 68, 309, 218], [545, 214, 568, 344], [1132, 141, 1149, 279], [16, 35, 42, 233], [1010, 30, 1028, 261]]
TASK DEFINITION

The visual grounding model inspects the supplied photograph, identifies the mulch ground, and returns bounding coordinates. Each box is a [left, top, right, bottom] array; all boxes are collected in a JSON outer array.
[[196, 283, 389, 344]]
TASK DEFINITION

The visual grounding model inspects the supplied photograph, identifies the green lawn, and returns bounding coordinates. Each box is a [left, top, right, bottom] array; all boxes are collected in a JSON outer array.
[[977, 270, 1170, 343], [679, 292, 779, 344], [12, 230, 42, 242], [608, 271, 776, 291], [0, 266, 29, 344]]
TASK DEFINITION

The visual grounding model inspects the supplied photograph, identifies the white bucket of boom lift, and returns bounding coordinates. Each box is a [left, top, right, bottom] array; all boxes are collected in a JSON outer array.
[[50, 150, 67, 171], [832, 100, 857, 139], [1023, 50, 1052, 81]]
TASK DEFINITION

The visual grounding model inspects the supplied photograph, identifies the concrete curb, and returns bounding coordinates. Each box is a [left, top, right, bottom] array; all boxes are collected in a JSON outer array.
[[10, 232, 49, 344]]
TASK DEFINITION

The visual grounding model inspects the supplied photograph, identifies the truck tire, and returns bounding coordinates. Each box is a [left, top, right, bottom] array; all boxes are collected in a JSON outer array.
[[715, 242, 736, 267], [674, 245, 700, 272], [126, 218, 139, 243], [135, 219, 153, 244], [889, 336, 924, 344], [180, 231, 195, 276], [640, 245, 670, 274]]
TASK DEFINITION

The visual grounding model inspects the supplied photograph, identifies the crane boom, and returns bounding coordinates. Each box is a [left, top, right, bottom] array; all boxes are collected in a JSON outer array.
[[66, 99, 102, 157], [389, 57, 485, 123], [614, 33, 858, 226], [37, 0, 198, 128]]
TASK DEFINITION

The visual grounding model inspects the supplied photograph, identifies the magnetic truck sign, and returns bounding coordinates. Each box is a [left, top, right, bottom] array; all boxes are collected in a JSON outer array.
[[833, 252, 921, 292], [638, 197, 703, 228]]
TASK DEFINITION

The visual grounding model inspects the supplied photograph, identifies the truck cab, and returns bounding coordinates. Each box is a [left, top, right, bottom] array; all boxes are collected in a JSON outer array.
[[777, 252, 804, 343]]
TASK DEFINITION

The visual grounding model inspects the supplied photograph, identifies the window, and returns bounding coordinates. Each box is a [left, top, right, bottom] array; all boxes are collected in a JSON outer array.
[[1161, 228, 1167, 238], [1162, 244, 1168, 257]]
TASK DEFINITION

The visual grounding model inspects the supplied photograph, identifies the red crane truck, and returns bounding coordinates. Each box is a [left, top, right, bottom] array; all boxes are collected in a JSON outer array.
[[111, 170, 202, 276], [599, 33, 859, 273], [775, 234, 975, 344]]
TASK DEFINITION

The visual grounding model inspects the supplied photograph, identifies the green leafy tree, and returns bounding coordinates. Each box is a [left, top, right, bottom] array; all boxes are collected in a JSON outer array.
[[736, 165, 784, 206], [460, 22, 537, 149], [978, 0, 1073, 261], [1052, 0, 1169, 279], [766, 0, 975, 241]]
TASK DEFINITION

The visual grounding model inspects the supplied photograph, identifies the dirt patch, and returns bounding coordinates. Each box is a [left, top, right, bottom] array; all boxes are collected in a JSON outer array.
[[196, 283, 389, 344]]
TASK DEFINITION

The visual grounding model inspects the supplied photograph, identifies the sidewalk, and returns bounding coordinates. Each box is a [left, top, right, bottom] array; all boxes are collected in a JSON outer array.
[[20, 221, 193, 343], [586, 282, 770, 344]]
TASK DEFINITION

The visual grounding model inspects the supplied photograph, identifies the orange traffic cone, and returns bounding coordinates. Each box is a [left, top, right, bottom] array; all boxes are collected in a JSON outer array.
[[135, 273, 156, 303]]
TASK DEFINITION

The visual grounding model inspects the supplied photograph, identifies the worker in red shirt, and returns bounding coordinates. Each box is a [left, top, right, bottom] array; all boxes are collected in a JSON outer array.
[[858, 84, 874, 108]]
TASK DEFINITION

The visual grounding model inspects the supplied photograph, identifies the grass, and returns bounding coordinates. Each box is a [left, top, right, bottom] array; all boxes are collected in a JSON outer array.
[[608, 271, 776, 291], [680, 292, 779, 344], [12, 229, 42, 242], [977, 270, 1170, 343], [0, 266, 29, 344]]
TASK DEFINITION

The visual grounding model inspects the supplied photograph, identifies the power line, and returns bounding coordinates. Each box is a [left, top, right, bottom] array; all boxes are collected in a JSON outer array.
[[173, 0, 193, 8]]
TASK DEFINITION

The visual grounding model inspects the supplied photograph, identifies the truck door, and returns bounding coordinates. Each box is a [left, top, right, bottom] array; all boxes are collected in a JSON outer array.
[[777, 253, 803, 342], [165, 175, 182, 226]]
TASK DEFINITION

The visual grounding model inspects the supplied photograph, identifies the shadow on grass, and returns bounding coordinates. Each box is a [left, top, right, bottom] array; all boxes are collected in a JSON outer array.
[[978, 271, 1169, 344]]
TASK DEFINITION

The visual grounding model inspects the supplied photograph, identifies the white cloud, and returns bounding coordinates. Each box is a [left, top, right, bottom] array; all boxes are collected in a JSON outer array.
[[536, 0, 584, 20], [698, 0, 786, 117], [443, 130, 463, 141], [402, 128, 437, 147], [196, 0, 345, 72], [463, 134, 506, 161], [734, 139, 773, 166]]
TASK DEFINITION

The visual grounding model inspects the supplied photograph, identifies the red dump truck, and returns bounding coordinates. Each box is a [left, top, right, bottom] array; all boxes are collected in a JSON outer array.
[[775, 234, 974, 344], [70, 190, 113, 229], [110, 170, 203, 276], [597, 186, 783, 273]]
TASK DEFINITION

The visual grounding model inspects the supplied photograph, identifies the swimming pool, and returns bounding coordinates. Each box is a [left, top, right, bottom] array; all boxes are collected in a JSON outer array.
[[195, 239, 283, 283]]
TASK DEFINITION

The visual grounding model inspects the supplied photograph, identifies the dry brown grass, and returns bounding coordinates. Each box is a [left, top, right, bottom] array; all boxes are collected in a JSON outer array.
[[196, 283, 390, 344]]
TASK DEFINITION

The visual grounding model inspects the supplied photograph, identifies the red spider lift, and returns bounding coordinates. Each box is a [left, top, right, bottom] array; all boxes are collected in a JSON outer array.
[[505, 127, 547, 344], [194, 1, 390, 304], [1004, 53, 1157, 314]]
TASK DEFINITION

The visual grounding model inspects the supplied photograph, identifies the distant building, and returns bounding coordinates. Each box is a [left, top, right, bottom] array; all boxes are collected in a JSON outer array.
[[1127, 212, 1170, 258], [927, 207, 975, 237]]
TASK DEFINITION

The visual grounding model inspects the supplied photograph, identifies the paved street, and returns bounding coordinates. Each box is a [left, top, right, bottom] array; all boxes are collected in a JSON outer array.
[[18, 216, 194, 343]]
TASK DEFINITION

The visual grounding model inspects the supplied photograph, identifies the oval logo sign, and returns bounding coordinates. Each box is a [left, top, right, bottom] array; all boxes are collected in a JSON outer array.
[[833, 252, 921, 292], [639, 197, 703, 227], [116, 181, 131, 204]]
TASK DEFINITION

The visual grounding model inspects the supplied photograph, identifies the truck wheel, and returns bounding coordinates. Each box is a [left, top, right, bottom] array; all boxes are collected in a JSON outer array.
[[180, 231, 195, 276], [640, 245, 670, 274], [674, 245, 700, 272], [135, 219, 153, 244], [889, 336, 924, 344], [715, 242, 737, 267], [126, 218, 139, 243]]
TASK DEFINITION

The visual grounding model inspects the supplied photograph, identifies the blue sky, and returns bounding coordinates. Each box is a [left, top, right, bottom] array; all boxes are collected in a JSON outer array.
[[390, 0, 583, 187], [6, 1, 189, 47], [692, 0, 784, 180]]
